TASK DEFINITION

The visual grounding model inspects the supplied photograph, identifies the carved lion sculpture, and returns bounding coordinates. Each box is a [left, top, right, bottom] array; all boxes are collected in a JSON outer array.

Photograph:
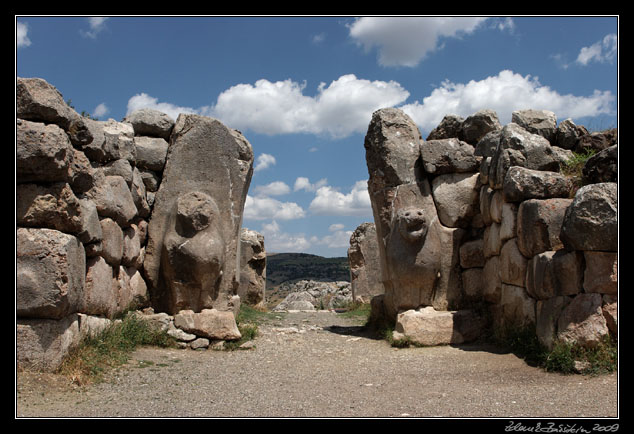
[[160, 191, 226, 314], [385, 206, 442, 312]]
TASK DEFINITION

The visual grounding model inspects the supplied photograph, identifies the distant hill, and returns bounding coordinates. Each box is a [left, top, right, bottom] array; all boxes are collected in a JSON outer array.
[[266, 252, 350, 288]]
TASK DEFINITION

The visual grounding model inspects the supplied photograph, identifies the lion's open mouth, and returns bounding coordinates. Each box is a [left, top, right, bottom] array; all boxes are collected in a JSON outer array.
[[398, 208, 428, 241]]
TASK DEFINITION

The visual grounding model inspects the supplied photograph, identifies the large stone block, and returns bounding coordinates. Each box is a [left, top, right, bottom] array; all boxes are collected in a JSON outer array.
[[582, 145, 617, 184], [122, 224, 142, 268], [130, 167, 151, 219], [80, 118, 136, 164], [393, 306, 484, 346], [99, 218, 124, 266], [489, 123, 560, 189], [364, 108, 423, 193], [426, 114, 463, 140], [516, 198, 572, 258], [16, 119, 74, 184], [117, 266, 150, 312], [84, 174, 138, 227], [503, 166, 572, 202], [560, 183, 617, 252], [499, 201, 518, 242], [16, 183, 95, 239], [173, 309, 241, 340], [17, 228, 85, 320], [536, 296, 571, 350], [134, 136, 170, 171], [479, 185, 495, 225], [17, 314, 80, 372], [602, 295, 617, 336], [459, 238, 484, 269], [124, 108, 175, 139], [483, 222, 501, 258], [459, 109, 501, 145], [431, 172, 480, 228], [461, 268, 483, 299], [583, 251, 617, 295], [557, 293, 609, 348], [526, 250, 583, 300], [555, 119, 588, 150], [499, 284, 535, 328], [17, 77, 92, 147], [420, 138, 479, 175], [482, 256, 502, 303], [499, 238, 527, 287], [144, 114, 253, 314], [82, 256, 117, 317], [511, 109, 557, 143]]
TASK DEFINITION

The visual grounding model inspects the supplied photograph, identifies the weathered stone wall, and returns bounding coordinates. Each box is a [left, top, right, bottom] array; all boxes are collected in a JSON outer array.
[[238, 228, 267, 307], [16, 77, 254, 369], [347, 222, 383, 304], [363, 107, 617, 349]]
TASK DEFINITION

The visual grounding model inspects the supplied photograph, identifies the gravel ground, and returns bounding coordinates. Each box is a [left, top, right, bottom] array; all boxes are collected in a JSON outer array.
[[16, 310, 618, 419]]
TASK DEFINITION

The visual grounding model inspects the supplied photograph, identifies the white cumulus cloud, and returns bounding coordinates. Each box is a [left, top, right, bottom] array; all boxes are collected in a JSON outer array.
[[329, 223, 345, 232], [260, 220, 312, 253], [400, 70, 616, 134], [576, 33, 617, 66], [254, 153, 277, 172], [126, 92, 197, 121], [347, 16, 488, 67], [211, 74, 409, 138], [93, 103, 109, 118], [244, 195, 306, 221], [253, 181, 291, 197], [309, 180, 372, 217], [81, 17, 109, 39], [294, 177, 328, 192], [311, 229, 353, 249], [17, 21, 31, 48], [126, 69, 614, 141]]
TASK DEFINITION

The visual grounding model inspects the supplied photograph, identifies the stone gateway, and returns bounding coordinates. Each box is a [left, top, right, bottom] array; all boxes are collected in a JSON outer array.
[[16, 77, 617, 370]]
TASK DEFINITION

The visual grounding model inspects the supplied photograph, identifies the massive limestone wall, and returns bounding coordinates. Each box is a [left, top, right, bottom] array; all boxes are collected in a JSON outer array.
[[362, 107, 617, 349], [16, 77, 254, 370]]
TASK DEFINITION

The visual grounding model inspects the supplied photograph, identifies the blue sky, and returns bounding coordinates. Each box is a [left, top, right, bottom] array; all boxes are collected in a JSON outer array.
[[16, 16, 618, 257]]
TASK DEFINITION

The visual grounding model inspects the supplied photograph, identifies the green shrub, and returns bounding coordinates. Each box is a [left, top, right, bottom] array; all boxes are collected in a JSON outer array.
[[57, 313, 176, 385], [336, 301, 371, 320], [493, 323, 617, 375], [560, 149, 597, 195], [222, 304, 263, 351], [543, 336, 617, 375]]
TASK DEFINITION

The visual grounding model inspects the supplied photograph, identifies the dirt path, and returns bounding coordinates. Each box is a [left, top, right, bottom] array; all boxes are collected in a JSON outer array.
[[16, 310, 618, 419]]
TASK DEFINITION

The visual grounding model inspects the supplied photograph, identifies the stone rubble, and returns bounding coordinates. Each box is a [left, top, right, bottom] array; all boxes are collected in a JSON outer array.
[[272, 280, 353, 312]]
